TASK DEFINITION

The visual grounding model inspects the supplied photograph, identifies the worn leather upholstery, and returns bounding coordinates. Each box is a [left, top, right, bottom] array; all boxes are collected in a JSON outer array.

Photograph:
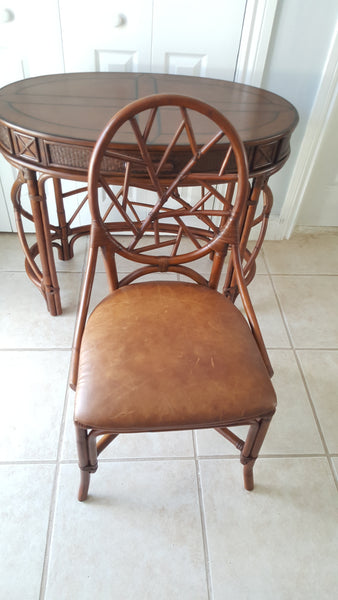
[[75, 281, 276, 432]]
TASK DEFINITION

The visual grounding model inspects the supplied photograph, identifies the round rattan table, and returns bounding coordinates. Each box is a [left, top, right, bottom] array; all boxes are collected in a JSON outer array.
[[0, 72, 298, 315]]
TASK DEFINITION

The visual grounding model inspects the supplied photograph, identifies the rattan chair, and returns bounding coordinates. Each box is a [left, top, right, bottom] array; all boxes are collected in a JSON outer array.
[[70, 94, 276, 501]]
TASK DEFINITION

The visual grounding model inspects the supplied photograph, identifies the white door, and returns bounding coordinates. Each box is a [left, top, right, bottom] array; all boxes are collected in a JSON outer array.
[[60, 0, 246, 78], [0, 0, 246, 230], [0, 0, 64, 231]]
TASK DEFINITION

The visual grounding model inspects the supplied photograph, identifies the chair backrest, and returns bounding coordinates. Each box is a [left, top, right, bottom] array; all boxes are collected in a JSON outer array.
[[70, 94, 272, 387], [87, 93, 249, 286]]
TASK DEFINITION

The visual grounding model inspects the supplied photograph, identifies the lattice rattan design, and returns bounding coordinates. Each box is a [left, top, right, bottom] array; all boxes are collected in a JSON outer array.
[[89, 96, 248, 275]]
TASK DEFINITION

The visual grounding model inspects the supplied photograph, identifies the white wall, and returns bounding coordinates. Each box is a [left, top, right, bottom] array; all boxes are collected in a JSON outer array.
[[261, 0, 338, 215]]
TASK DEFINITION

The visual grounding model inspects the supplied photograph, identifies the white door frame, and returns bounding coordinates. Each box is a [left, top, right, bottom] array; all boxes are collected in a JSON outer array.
[[237, 5, 338, 239], [279, 24, 338, 237], [235, 0, 278, 88]]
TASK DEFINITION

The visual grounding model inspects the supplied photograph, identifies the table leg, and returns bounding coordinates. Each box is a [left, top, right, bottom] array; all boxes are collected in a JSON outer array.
[[11, 168, 62, 315], [52, 177, 74, 261], [223, 175, 272, 300]]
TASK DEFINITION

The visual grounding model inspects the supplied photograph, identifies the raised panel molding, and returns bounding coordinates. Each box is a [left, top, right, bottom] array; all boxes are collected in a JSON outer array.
[[13, 132, 40, 162], [165, 53, 207, 77], [95, 49, 138, 72]]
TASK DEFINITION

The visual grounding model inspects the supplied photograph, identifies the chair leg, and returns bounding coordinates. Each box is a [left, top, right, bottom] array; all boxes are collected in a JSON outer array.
[[243, 460, 255, 491], [240, 414, 274, 491], [78, 469, 91, 502], [75, 425, 97, 502], [75, 426, 119, 501]]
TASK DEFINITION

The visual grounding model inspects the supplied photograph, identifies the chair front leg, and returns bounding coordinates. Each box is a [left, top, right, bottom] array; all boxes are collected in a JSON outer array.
[[240, 414, 274, 491], [75, 425, 98, 501]]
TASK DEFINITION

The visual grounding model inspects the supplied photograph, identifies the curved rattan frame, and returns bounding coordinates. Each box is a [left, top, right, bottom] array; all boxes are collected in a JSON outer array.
[[70, 94, 275, 501], [87, 94, 249, 258]]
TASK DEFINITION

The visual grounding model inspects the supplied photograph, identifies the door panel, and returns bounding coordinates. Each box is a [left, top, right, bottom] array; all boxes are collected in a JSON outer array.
[[165, 52, 208, 77], [59, 0, 153, 72], [95, 49, 139, 72], [0, 0, 64, 231], [151, 0, 246, 79], [0, 0, 63, 81]]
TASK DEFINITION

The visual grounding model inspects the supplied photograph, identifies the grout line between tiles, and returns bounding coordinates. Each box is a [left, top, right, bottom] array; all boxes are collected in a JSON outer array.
[[266, 267, 338, 493], [0, 268, 85, 274], [265, 272, 338, 277], [38, 255, 90, 599], [197, 453, 327, 460], [38, 382, 72, 599], [193, 431, 213, 600], [38, 464, 60, 600], [328, 456, 338, 487], [0, 452, 330, 468], [293, 350, 338, 493], [0, 347, 72, 352], [0, 460, 58, 465], [59, 456, 199, 464]]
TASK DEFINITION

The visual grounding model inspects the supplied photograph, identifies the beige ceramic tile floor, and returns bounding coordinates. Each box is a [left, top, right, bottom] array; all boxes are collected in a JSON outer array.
[[0, 230, 337, 599]]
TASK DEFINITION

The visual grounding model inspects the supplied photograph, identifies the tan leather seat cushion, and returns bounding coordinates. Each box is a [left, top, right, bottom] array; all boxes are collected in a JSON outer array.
[[75, 281, 276, 431]]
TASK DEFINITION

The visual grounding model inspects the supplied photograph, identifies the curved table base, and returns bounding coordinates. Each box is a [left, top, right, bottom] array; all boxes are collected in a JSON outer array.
[[10, 168, 274, 315], [12, 169, 62, 315]]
